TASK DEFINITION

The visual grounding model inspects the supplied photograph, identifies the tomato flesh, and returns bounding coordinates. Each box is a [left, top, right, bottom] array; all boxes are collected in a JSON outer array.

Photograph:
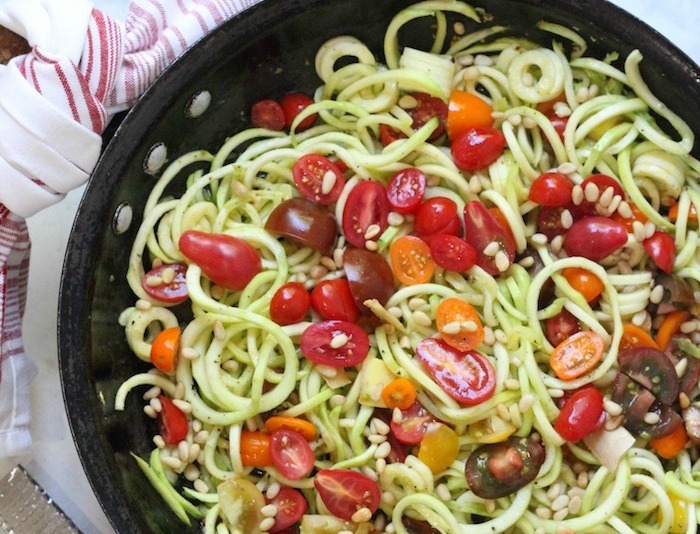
[[267, 488, 307, 533], [549, 330, 604, 380], [386, 167, 426, 214], [300, 320, 370, 367], [554, 386, 604, 442], [545, 309, 580, 347], [158, 395, 188, 445], [341, 181, 389, 248], [270, 429, 315, 480], [463, 200, 516, 275], [450, 127, 506, 172], [563, 216, 627, 261], [310, 278, 360, 322], [429, 234, 477, 272], [528, 172, 573, 207], [142, 263, 189, 304], [643, 231, 676, 274], [389, 235, 435, 286], [314, 469, 380, 521], [390, 401, 436, 445], [293, 154, 345, 205]]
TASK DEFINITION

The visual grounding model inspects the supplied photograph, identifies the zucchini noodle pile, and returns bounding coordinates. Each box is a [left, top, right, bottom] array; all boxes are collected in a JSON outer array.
[[114, 1, 700, 533]]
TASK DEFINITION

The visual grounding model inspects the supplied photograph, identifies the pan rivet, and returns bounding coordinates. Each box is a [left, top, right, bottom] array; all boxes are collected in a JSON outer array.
[[143, 142, 168, 175], [185, 90, 212, 118], [113, 202, 133, 235]]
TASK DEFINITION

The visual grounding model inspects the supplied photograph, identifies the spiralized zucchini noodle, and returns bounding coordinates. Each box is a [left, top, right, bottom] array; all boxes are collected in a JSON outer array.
[[114, 1, 700, 533]]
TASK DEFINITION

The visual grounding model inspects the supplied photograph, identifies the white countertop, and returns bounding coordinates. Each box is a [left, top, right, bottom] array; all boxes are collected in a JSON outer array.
[[13, 1, 700, 533]]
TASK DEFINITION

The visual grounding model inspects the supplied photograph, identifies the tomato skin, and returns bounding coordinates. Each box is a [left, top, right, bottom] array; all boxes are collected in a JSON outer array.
[[378, 92, 448, 145], [417, 423, 460, 474], [342, 248, 395, 313], [150, 327, 180, 373], [265, 197, 337, 255], [179, 230, 262, 290], [270, 429, 315, 480], [293, 154, 345, 205], [240, 431, 273, 467], [563, 216, 627, 261], [545, 309, 580, 347], [528, 172, 573, 207], [463, 200, 516, 275], [416, 338, 496, 405], [341, 181, 389, 248], [300, 320, 370, 367], [386, 167, 426, 214], [643, 231, 675, 273], [537, 205, 569, 241], [158, 395, 188, 445], [549, 330, 604, 380], [554, 387, 604, 442], [389, 235, 435, 286], [389, 401, 435, 445], [251, 99, 285, 131], [446, 90, 494, 140], [429, 234, 477, 272], [267, 488, 307, 533], [450, 127, 506, 172], [561, 267, 604, 303], [270, 282, 310, 325], [280, 92, 317, 131], [142, 263, 189, 304], [314, 469, 381, 521], [414, 197, 461, 242], [310, 279, 361, 322]]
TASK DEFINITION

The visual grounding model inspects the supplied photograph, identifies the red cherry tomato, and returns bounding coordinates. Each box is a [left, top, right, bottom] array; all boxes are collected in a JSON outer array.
[[270, 282, 310, 325], [266, 488, 307, 533], [270, 429, 315, 480], [265, 197, 338, 255], [463, 200, 516, 275], [251, 99, 285, 131], [310, 278, 361, 322], [450, 128, 506, 172], [292, 154, 345, 205], [547, 113, 568, 141], [379, 92, 448, 145], [158, 396, 188, 445], [528, 172, 573, 207], [554, 386, 604, 442], [141, 263, 189, 304], [545, 309, 581, 347], [563, 216, 627, 261], [341, 181, 389, 248], [414, 197, 461, 242], [416, 338, 496, 405], [300, 320, 370, 367], [314, 469, 381, 521], [281, 92, 317, 131], [537, 205, 569, 241], [429, 234, 477, 272], [575, 174, 626, 216], [386, 167, 426, 214], [179, 230, 262, 290], [389, 401, 436, 445], [643, 231, 676, 274]]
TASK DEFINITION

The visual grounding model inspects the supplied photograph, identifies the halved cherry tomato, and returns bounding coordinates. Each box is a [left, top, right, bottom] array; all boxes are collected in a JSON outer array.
[[266, 488, 307, 533], [446, 90, 494, 140], [549, 330, 604, 380], [141, 263, 189, 304], [389, 236, 435, 285], [281, 92, 317, 131], [545, 309, 581, 347], [435, 298, 484, 351], [488, 207, 516, 245], [179, 230, 262, 291], [650, 423, 688, 460], [563, 216, 627, 261], [381, 378, 417, 410], [264, 416, 317, 441], [310, 278, 360, 322], [313, 469, 381, 521], [656, 310, 690, 352], [561, 267, 604, 302], [386, 167, 426, 214], [414, 197, 462, 242], [536, 93, 567, 116], [343, 248, 395, 312], [150, 327, 180, 373], [663, 494, 690, 534], [417, 423, 460, 474], [251, 99, 285, 131], [618, 347, 679, 406], [378, 92, 448, 145], [158, 395, 188, 445], [390, 401, 435, 444], [341, 181, 389, 248], [612, 202, 648, 233], [240, 430, 272, 467], [300, 320, 370, 367], [643, 231, 676, 274], [620, 323, 659, 351], [528, 172, 573, 207], [537, 205, 569, 241], [270, 429, 315, 480], [463, 200, 516, 275], [554, 386, 604, 442], [669, 200, 698, 224], [265, 197, 338, 255], [270, 282, 310, 325], [573, 174, 625, 218], [429, 234, 477, 272], [292, 154, 345, 205], [417, 338, 495, 405], [450, 127, 506, 172]]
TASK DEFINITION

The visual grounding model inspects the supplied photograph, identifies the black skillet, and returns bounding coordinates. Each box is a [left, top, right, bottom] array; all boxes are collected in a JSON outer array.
[[58, 0, 700, 532]]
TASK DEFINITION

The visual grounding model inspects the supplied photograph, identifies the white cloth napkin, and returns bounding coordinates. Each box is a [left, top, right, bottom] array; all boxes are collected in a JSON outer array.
[[0, 0, 262, 458]]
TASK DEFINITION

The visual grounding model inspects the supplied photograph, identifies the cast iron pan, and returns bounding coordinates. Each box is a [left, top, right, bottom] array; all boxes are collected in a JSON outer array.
[[58, 0, 700, 532]]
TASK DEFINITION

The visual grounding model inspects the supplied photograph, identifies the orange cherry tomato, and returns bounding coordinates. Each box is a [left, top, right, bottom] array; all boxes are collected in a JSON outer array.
[[381, 378, 417, 410], [649, 423, 688, 459], [446, 90, 494, 140], [620, 323, 659, 352], [240, 431, 272, 467], [435, 298, 485, 352], [264, 416, 317, 441], [417, 423, 460, 474], [611, 202, 648, 233], [561, 267, 604, 303], [669, 200, 698, 224], [550, 331, 604, 380], [150, 327, 180, 373], [389, 236, 435, 285], [656, 310, 691, 351]]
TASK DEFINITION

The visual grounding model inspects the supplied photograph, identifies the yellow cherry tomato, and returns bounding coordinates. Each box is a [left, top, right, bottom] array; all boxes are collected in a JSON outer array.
[[418, 423, 459, 474], [658, 493, 688, 533]]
